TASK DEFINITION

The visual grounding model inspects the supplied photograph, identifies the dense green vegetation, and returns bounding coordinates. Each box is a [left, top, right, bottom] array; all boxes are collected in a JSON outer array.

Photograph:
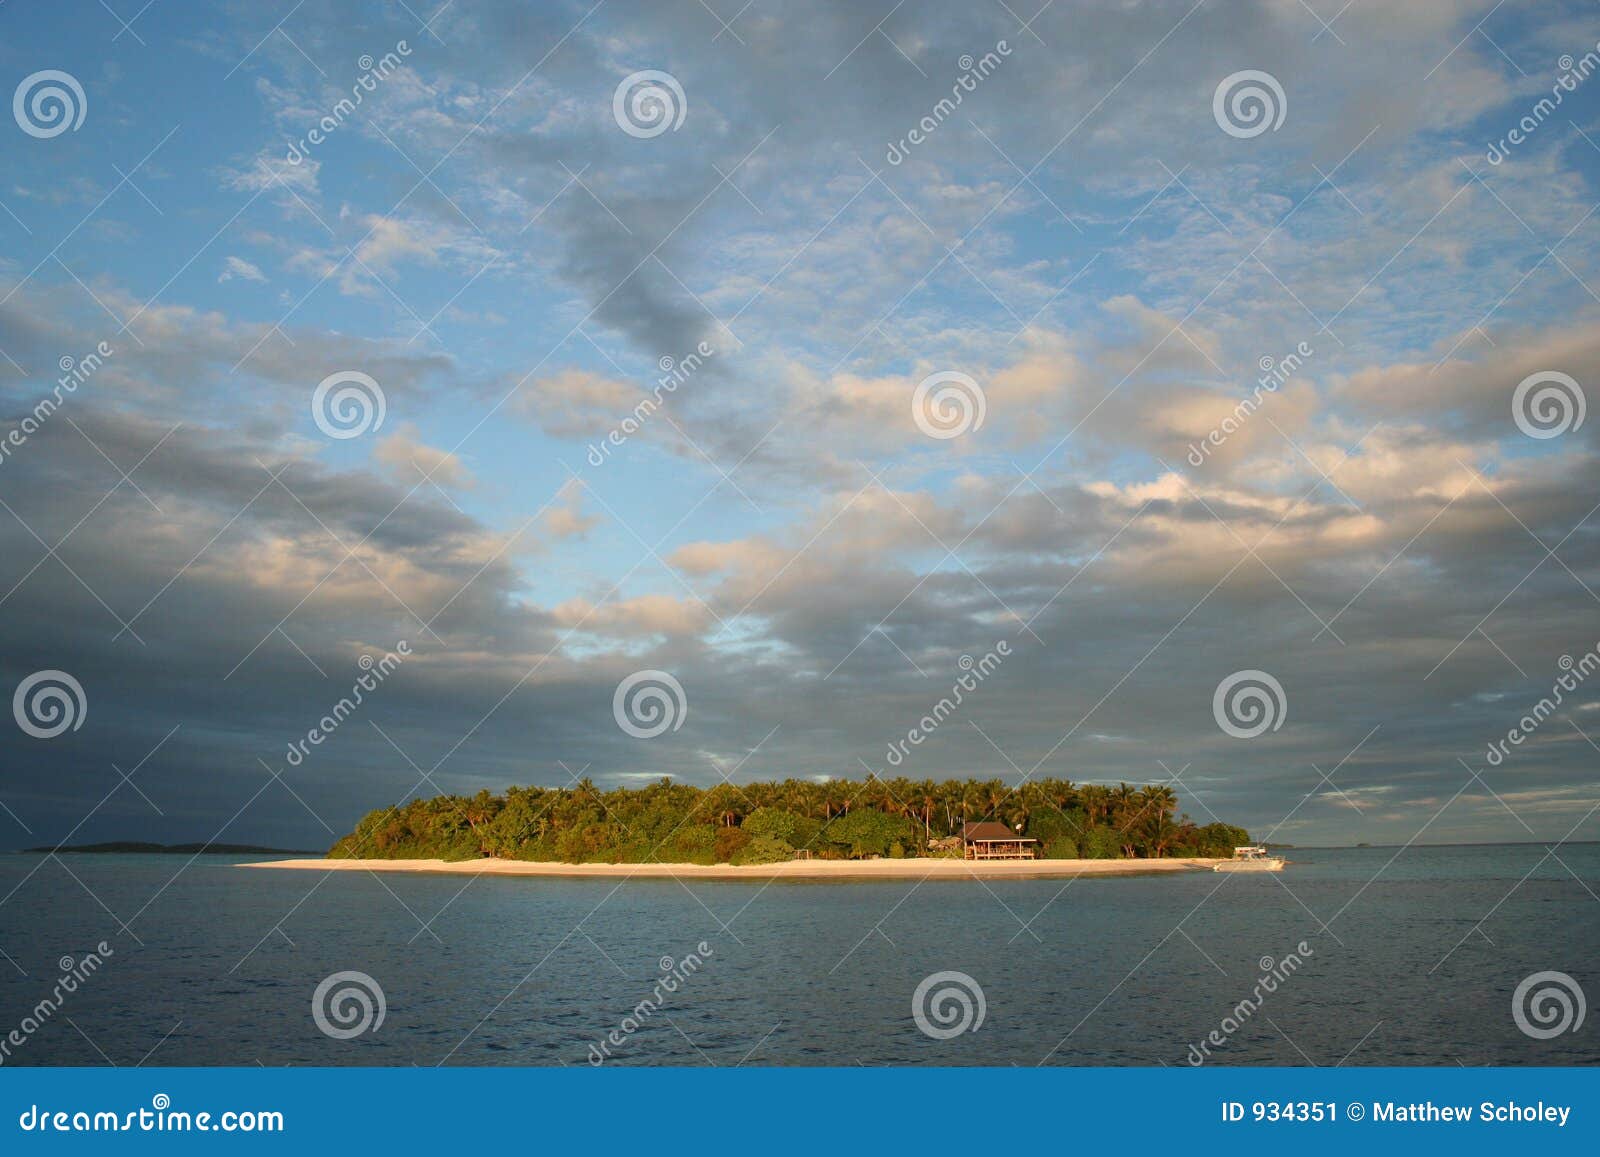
[[329, 777, 1251, 865]]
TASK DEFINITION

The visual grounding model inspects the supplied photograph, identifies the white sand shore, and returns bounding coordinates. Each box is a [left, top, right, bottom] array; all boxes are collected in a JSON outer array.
[[239, 856, 1222, 880]]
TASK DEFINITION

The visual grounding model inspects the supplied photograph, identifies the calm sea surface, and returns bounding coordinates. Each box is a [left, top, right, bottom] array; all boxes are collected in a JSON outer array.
[[1, 844, 1595, 1066]]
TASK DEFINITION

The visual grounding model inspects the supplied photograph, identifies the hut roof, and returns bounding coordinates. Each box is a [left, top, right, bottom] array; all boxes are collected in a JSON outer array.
[[961, 821, 1034, 842]]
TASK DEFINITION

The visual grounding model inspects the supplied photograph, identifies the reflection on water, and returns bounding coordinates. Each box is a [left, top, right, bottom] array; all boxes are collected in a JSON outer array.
[[0, 844, 1595, 1066]]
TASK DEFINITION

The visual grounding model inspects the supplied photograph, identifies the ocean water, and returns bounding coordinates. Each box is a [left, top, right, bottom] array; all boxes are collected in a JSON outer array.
[[0, 844, 1595, 1067]]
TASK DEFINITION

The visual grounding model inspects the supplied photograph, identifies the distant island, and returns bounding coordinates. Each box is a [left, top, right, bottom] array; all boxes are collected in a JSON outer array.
[[321, 776, 1251, 866], [27, 842, 318, 855]]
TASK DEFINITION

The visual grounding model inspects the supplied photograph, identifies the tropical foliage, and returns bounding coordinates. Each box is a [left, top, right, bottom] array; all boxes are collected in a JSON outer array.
[[328, 777, 1251, 865]]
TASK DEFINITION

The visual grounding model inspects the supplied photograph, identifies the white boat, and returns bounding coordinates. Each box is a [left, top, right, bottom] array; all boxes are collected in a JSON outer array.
[[1213, 844, 1285, 872]]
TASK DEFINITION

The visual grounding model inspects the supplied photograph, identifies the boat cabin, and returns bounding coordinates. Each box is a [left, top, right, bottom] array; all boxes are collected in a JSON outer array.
[[1213, 843, 1286, 872]]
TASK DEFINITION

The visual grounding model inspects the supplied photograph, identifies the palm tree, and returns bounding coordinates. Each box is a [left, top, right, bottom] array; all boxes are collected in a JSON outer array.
[[917, 781, 936, 843], [703, 783, 742, 827], [1140, 785, 1179, 857], [960, 783, 984, 826], [1110, 782, 1136, 822], [1047, 778, 1079, 815], [1080, 784, 1107, 826]]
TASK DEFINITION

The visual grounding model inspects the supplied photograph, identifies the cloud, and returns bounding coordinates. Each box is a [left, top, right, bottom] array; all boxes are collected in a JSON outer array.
[[218, 256, 267, 283], [1, 0, 1596, 855], [1339, 318, 1600, 447], [374, 423, 475, 489], [222, 149, 319, 196], [0, 280, 456, 425], [541, 478, 599, 540], [512, 368, 641, 440], [551, 593, 712, 639]]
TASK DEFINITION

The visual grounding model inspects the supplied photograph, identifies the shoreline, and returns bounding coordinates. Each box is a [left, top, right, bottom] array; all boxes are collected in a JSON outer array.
[[238, 856, 1224, 880]]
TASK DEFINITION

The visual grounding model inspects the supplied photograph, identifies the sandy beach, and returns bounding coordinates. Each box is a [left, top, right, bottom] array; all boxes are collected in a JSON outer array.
[[239, 856, 1223, 880]]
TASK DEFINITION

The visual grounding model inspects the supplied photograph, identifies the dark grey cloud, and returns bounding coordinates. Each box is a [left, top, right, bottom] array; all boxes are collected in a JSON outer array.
[[2, 0, 1597, 858], [2, 387, 1596, 849]]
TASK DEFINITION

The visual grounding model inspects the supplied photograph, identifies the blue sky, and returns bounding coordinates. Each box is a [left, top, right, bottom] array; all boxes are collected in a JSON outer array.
[[2, 0, 1599, 850]]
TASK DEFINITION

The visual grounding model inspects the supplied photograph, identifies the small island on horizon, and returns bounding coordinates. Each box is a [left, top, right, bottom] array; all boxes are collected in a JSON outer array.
[[24, 841, 321, 856]]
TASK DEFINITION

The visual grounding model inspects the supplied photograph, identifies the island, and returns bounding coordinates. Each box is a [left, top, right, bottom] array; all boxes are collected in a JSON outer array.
[[244, 776, 1256, 880], [28, 842, 318, 855]]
